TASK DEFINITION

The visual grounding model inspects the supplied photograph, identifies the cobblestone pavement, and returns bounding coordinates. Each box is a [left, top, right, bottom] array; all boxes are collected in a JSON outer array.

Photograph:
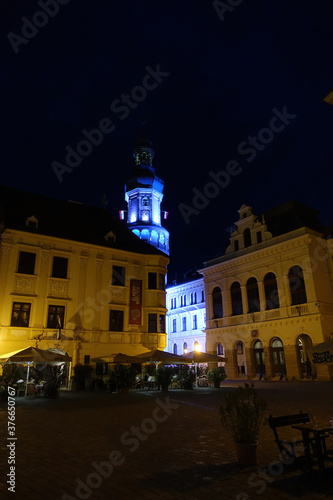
[[1, 380, 333, 500]]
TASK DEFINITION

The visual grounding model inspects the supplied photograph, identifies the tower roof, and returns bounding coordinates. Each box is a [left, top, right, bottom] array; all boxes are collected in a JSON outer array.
[[0, 184, 167, 257]]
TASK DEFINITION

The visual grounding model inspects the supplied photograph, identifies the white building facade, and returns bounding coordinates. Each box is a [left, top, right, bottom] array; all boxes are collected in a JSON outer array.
[[166, 273, 206, 355]]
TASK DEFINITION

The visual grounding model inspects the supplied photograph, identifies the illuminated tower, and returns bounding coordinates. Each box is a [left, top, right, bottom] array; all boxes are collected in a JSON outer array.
[[123, 131, 169, 255]]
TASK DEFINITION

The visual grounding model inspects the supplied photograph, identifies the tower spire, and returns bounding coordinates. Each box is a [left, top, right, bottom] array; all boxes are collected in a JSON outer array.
[[122, 130, 169, 255]]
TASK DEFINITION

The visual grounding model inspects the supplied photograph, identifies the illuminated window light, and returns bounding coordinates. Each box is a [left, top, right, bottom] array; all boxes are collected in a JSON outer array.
[[194, 342, 200, 352], [130, 212, 137, 223]]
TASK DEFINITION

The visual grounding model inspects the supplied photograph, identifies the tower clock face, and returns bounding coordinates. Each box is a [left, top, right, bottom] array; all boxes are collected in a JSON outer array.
[[142, 197, 149, 206]]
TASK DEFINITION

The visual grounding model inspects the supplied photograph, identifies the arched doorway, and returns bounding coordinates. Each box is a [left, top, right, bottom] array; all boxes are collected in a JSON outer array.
[[253, 339, 266, 375], [236, 341, 246, 375], [270, 337, 286, 376], [296, 334, 314, 379]]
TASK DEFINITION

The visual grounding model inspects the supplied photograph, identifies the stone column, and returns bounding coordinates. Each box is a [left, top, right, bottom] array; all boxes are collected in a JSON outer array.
[[258, 281, 266, 312], [265, 346, 275, 379], [283, 343, 300, 380], [244, 346, 256, 379], [241, 285, 248, 314], [225, 348, 238, 379]]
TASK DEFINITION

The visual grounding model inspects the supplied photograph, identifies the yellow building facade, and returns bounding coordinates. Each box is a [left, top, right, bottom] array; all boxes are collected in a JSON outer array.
[[201, 203, 333, 381], [0, 185, 169, 377]]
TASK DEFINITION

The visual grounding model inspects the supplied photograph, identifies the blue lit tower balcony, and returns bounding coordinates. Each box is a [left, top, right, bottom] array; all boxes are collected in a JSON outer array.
[[124, 131, 169, 255]]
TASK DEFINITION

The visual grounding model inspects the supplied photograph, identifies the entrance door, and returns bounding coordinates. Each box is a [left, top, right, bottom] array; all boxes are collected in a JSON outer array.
[[296, 335, 313, 379], [254, 340, 266, 374], [271, 338, 286, 375]]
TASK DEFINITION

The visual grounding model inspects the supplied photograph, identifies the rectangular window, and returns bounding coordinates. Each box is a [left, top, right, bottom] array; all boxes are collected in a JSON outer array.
[[52, 256, 68, 279], [193, 315, 197, 330], [84, 355, 90, 365], [159, 273, 165, 291], [148, 313, 157, 333], [109, 310, 124, 331], [17, 251, 36, 274], [182, 316, 186, 331], [172, 318, 177, 333], [234, 240, 239, 252], [148, 272, 157, 289], [257, 231, 262, 244], [159, 315, 165, 333], [11, 302, 31, 327], [47, 305, 65, 328], [112, 266, 126, 286]]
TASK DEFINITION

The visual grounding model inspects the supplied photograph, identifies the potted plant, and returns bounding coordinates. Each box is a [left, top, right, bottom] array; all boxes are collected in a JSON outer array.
[[155, 366, 174, 391], [219, 383, 267, 465], [178, 365, 196, 390], [208, 366, 226, 388], [111, 364, 137, 393]]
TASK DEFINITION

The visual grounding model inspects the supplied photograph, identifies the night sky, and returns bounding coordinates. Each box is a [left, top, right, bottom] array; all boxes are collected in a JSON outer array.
[[1, 0, 333, 282]]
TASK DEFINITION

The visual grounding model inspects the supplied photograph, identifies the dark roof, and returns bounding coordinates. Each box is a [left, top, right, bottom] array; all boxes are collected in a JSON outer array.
[[166, 270, 203, 288], [262, 200, 325, 237], [0, 184, 167, 257], [203, 200, 327, 268]]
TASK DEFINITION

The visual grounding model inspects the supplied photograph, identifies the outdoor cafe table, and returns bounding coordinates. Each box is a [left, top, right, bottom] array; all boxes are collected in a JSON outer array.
[[291, 421, 333, 473]]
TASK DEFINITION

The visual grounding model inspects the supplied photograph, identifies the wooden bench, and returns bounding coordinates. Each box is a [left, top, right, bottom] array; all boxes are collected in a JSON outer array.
[[268, 412, 320, 462]]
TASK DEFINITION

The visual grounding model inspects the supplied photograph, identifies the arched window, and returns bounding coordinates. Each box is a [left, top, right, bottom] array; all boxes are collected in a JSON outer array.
[[244, 228, 251, 248], [236, 341, 244, 354], [288, 266, 307, 305], [246, 277, 260, 312], [174, 298, 177, 309], [264, 273, 279, 310], [194, 292, 197, 304], [194, 341, 200, 351], [170, 298, 173, 310], [150, 230, 158, 244], [217, 343, 223, 355], [231, 282, 243, 315], [271, 337, 286, 371], [183, 342, 188, 353], [173, 343, 177, 355], [183, 295, 186, 306], [212, 287, 223, 318], [141, 229, 149, 241]]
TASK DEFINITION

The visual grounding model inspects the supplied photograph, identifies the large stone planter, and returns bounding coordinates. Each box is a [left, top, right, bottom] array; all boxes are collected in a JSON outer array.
[[235, 442, 258, 466]]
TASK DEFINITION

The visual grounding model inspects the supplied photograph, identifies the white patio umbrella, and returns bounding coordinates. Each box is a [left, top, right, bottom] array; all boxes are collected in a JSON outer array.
[[183, 351, 227, 388], [307, 339, 333, 365], [0, 346, 71, 397]]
